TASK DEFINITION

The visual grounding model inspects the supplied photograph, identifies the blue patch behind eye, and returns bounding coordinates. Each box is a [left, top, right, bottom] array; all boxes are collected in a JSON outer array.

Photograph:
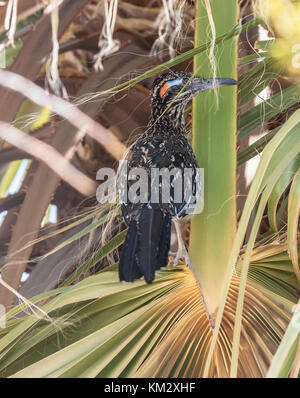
[[168, 77, 183, 87]]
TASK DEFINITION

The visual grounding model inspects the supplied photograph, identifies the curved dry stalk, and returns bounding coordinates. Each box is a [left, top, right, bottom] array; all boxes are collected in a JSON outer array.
[[0, 70, 126, 160], [0, 0, 43, 35], [46, 0, 68, 99], [94, 0, 120, 71], [150, 0, 187, 59], [0, 121, 97, 196]]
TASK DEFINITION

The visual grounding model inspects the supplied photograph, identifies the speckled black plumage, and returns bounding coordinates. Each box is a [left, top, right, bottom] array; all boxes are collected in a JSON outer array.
[[118, 71, 237, 283]]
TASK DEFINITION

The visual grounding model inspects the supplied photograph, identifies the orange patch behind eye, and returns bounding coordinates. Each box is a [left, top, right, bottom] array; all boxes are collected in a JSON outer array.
[[160, 82, 169, 97]]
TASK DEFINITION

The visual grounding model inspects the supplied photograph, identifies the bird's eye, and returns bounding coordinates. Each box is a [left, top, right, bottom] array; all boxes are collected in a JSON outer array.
[[184, 78, 191, 85]]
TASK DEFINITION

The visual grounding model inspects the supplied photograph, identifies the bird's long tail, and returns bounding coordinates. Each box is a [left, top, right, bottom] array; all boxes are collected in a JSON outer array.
[[119, 206, 171, 283]]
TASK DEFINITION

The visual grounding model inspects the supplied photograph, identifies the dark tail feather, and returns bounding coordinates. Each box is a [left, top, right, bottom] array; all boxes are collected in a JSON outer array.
[[137, 206, 165, 283], [119, 207, 171, 284], [156, 213, 171, 270], [119, 221, 143, 282]]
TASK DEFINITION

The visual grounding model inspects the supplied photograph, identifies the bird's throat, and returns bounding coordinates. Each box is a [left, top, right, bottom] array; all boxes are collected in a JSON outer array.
[[150, 104, 186, 131]]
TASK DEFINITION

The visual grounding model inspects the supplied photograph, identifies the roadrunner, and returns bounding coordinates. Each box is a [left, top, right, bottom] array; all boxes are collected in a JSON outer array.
[[119, 71, 237, 283]]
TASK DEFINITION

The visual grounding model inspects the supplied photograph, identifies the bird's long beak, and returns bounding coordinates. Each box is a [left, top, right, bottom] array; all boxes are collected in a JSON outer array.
[[189, 77, 238, 96]]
